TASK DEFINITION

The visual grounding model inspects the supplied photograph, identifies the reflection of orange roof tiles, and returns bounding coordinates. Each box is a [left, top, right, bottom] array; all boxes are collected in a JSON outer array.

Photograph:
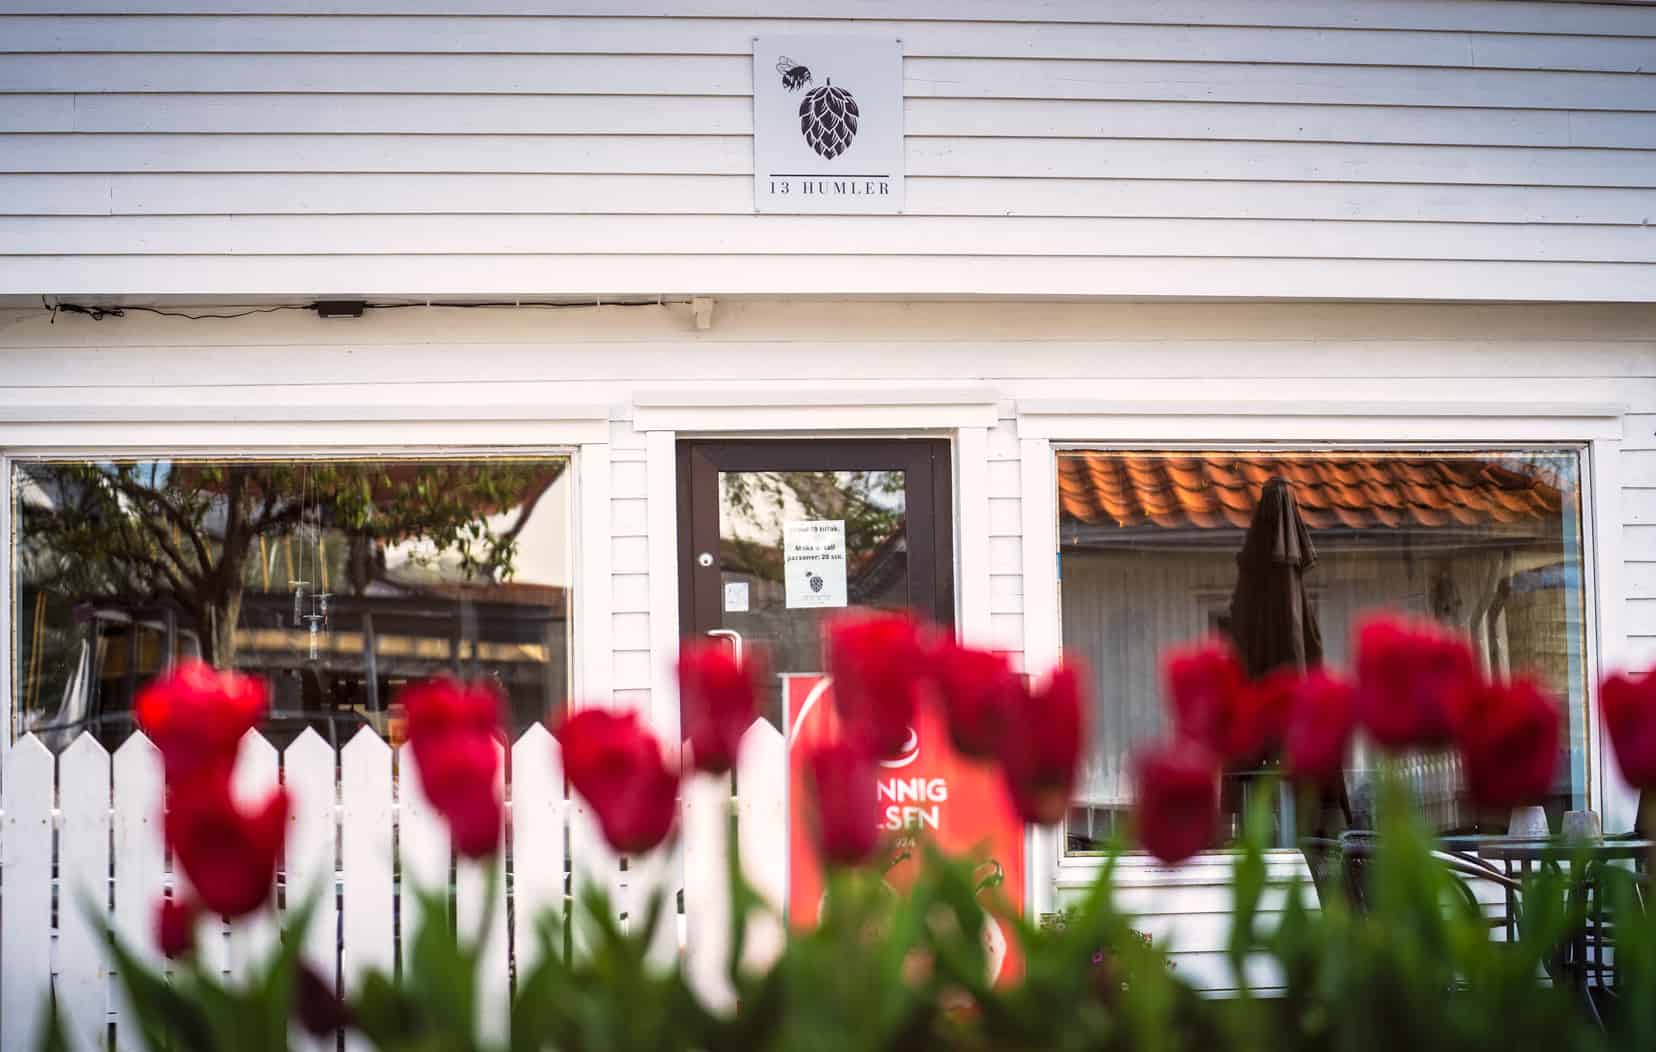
[[1058, 453, 1565, 532]]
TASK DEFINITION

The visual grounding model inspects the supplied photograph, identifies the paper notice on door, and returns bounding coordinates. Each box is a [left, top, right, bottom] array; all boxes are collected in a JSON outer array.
[[783, 519, 848, 609], [723, 580, 750, 613]]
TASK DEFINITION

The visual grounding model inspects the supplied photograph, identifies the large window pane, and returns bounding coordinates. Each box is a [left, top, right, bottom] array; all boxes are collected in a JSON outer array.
[[11, 456, 571, 750], [1057, 449, 1588, 853]]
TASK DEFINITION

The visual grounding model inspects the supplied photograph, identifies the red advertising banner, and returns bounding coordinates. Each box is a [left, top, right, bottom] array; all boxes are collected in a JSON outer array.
[[783, 673, 1026, 985]]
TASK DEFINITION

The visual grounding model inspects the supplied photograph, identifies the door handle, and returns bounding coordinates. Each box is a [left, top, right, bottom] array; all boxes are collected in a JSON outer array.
[[705, 628, 744, 664]]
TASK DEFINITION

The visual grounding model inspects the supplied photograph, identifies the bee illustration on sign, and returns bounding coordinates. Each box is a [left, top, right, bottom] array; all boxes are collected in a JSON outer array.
[[776, 56, 860, 160]]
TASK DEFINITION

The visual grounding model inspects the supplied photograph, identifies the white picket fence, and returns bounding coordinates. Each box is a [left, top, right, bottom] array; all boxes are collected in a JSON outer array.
[[0, 719, 789, 1050]]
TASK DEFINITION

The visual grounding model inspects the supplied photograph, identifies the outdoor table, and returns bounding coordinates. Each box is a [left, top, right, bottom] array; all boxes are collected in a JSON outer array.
[[1440, 835, 1653, 1018]]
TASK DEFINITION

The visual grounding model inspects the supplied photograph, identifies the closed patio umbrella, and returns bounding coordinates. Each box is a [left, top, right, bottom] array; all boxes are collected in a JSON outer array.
[[1228, 476, 1322, 678]]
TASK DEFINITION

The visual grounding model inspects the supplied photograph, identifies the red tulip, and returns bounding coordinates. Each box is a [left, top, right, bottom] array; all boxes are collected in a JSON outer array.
[[1132, 741, 1220, 865], [1165, 641, 1248, 753], [1223, 667, 1301, 765], [931, 638, 1021, 760], [1354, 614, 1482, 749], [805, 741, 882, 866], [1451, 676, 1560, 810], [166, 777, 288, 919], [397, 678, 505, 859], [155, 896, 199, 959], [135, 660, 268, 787], [1601, 668, 1656, 789], [293, 962, 353, 1036], [826, 613, 931, 759], [998, 662, 1087, 826], [557, 709, 680, 854], [1283, 672, 1357, 786], [677, 641, 761, 774], [413, 731, 504, 859]]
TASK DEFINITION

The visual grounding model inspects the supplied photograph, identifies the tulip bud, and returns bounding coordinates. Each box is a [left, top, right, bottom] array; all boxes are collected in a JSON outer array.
[[398, 677, 506, 859], [155, 896, 199, 960], [930, 638, 1021, 761], [557, 709, 680, 855], [1451, 676, 1560, 810], [677, 641, 761, 775], [1132, 741, 1220, 865], [1354, 614, 1482, 750], [135, 660, 268, 789], [1283, 671, 1356, 786], [166, 779, 289, 919], [826, 613, 930, 759], [805, 741, 882, 866], [997, 662, 1086, 826], [1601, 668, 1656, 789], [1164, 640, 1247, 753], [293, 962, 353, 1036]]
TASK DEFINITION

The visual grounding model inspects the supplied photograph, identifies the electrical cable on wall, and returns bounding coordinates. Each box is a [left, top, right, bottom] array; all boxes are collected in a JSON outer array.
[[40, 295, 669, 324]]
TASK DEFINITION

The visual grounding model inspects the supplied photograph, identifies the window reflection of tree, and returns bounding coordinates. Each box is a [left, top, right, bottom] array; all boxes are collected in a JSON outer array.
[[15, 458, 567, 747]]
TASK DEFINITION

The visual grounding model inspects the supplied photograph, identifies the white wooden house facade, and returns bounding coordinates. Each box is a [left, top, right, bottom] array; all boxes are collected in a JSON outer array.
[[0, 0, 1654, 1039]]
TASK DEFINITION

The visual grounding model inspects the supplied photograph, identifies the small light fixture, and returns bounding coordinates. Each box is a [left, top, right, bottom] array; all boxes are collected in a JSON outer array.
[[314, 299, 367, 319]]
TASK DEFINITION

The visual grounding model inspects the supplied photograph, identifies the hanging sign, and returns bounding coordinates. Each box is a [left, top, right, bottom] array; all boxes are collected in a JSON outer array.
[[784, 673, 1026, 985], [753, 35, 904, 214], [783, 520, 847, 609]]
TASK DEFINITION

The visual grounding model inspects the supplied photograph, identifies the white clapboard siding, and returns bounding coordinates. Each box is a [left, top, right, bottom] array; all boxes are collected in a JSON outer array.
[[3, 16, 1652, 75], [6, 0, 1654, 37], [511, 726, 566, 974], [6, 136, 1655, 191], [0, 3, 1652, 298], [5, 216, 1652, 263], [6, 175, 1650, 228], [2, 54, 1652, 112], [2, 736, 54, 1051], [57, 734, 111, 1052], [338, 727, 393, 1052], [227, 731, 281, 984], [111, 734, 164, 1052], [285, 728, 338, 1052], [397, 744, 451, 973], [455, 741, 508, 1049], [9, 94, 1656, 152]]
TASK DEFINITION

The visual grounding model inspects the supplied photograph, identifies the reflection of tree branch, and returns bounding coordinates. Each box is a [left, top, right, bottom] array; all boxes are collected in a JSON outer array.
[[133, 511, 202, 588], [109, 473, 212, 572]]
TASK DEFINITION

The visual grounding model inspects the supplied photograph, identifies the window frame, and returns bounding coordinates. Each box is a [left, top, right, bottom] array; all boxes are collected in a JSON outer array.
[[2, 427, 606, 749], [1013, 398, 1628, 914]]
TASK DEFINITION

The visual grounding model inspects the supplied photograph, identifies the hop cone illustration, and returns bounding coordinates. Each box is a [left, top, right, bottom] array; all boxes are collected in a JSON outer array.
[[798, 78, 859, 160]]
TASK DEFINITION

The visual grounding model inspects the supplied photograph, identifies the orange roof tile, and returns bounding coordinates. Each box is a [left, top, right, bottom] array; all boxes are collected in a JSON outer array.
[[1057, 453, 1565, 532]]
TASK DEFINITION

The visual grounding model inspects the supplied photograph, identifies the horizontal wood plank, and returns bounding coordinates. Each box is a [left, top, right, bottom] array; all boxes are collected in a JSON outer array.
[[6, 134, 1651, 189], [9, 1, 1655, 37], [2, 54, 1650, 110], [6, 174, 1650, 226], [6, 214, 1650, 262], [8, 94, 1655, 151], [1, 17, 1651, 74]]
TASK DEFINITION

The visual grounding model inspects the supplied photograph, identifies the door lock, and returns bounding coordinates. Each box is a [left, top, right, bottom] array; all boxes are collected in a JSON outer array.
[[697, 552, 714, 568]]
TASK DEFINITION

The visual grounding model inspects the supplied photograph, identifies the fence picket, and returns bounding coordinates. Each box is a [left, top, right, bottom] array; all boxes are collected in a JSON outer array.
[[736, 720, 788, 975], [456, 740, 508, 1047], [511, 726, 565, 974], [340, 728, 393, 1052], [227, 731, 281, 982], [567, 792, 619, 959], [58, 734, 112, 1052], [285, 729, 338, 1052], [682, 770, 734, 1011], [398, 745, 451, 973], [2, 735, 55, 1050], [111, 734, 165, 1052]]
